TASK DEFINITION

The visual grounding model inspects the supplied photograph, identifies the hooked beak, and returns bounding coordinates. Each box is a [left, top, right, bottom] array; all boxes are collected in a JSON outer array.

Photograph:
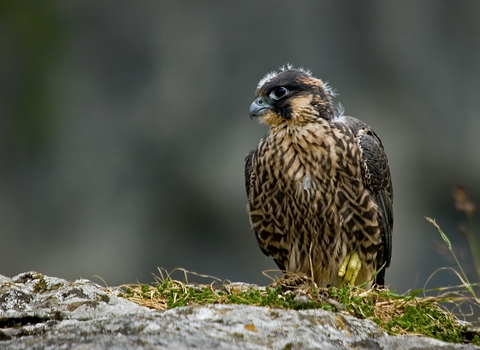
[[249, 97, 272, 119]]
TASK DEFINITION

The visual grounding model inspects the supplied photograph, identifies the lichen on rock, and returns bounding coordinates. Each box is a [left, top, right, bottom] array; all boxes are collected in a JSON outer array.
[[0, 272, 478, 349]]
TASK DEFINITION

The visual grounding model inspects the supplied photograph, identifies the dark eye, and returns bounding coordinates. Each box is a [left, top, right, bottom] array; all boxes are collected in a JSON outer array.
[[270, 87, 288, 100]]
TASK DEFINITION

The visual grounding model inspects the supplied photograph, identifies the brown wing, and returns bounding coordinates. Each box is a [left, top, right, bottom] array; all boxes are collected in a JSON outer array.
[[357, 127, 393, 286], [336, 116, 393, 286], [244, 146, 287, 271]]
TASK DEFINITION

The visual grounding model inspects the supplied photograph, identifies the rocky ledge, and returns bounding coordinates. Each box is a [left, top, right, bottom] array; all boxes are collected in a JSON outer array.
[[0, 271, 477, 349]]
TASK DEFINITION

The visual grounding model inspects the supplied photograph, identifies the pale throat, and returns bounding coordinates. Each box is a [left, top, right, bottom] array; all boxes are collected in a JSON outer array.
[[266, 121, 333, 187]]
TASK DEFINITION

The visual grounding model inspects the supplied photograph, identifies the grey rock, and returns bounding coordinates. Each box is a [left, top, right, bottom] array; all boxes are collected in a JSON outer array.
[[0, 272, 477, 349]]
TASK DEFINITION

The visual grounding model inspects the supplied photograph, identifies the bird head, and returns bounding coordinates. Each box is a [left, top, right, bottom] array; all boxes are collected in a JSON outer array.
[[249, 65, 335, 127]]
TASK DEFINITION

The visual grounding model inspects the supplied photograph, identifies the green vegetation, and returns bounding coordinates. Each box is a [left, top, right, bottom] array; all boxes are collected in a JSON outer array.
[[120, 187, 480, 345], [330, 285, 476, 344], [120, 267, 480, 346], [123, 279, 324, 311]]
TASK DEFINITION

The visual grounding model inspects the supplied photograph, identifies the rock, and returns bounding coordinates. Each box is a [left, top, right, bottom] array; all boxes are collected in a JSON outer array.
[[0, 271, 477, 349]]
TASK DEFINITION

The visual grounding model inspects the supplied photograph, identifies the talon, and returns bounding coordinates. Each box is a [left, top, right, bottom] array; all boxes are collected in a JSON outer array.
[[338, 251, 361, 286]]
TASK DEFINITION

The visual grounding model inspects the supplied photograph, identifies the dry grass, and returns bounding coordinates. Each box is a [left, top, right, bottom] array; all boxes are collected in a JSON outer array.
[[116, 267, 480, 345]]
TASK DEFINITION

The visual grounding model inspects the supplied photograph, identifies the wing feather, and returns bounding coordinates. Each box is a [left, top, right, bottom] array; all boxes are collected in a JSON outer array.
[[335, 116, 393, 286], [357, 127, 393, 285], [245, 146, 287, 271]]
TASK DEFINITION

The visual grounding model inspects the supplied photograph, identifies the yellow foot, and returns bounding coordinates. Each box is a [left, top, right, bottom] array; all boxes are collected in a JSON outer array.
[[338, 251, 361, 287]]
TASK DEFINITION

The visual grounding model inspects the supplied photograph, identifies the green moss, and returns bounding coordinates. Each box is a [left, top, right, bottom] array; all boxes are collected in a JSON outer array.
[[384, 303, 465, 343], [121, 279, 480, 346], [328, 284, 477, 344], [148, 281, 329, 310]]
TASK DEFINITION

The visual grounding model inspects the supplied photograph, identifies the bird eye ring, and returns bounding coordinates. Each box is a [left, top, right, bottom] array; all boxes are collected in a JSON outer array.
[[270, 87, 288, 100]]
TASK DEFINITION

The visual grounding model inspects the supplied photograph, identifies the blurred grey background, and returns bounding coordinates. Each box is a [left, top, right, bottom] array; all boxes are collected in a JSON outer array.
[[1, 1, 480, 293]]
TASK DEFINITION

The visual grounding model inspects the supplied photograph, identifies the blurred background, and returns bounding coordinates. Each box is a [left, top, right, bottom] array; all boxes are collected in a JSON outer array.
[[1, 1, 480, 294]]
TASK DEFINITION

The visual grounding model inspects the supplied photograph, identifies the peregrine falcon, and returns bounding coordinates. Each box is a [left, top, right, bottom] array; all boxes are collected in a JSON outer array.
[[245, 66, 393, 288]]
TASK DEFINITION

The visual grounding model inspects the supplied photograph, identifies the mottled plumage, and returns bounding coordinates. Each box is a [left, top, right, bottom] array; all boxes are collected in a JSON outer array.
[[245, 66, 393, 287]]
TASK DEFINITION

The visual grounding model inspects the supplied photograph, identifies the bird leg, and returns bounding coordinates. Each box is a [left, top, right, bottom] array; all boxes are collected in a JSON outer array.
[[338, 251, 361, 286]]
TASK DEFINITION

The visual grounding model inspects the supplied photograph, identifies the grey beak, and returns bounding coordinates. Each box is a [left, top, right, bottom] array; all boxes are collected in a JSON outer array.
[[249, 97, 272, 118]]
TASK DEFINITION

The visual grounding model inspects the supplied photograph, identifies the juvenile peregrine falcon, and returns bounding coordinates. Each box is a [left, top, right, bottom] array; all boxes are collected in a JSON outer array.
[[245, 66, 393, 288]]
